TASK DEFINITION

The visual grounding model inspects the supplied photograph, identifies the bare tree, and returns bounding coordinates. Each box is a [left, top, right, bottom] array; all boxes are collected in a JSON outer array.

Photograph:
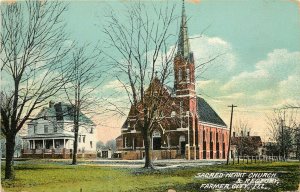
[[62, 44, 103, 165], [103, 2, 178, 168], [232, 120, 261, 157], [266, 108, 299, 159], [0, 0, 71, 179]]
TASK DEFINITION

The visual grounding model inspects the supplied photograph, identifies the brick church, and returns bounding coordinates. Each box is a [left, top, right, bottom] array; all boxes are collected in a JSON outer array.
[[117, 2, 229, 160]]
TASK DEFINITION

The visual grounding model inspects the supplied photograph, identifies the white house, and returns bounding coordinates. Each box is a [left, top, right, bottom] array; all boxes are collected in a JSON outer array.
[[22, 101, 97, 159]]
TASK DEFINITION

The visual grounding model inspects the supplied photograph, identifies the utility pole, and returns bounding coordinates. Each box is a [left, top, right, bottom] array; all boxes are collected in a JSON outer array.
[[281, 119, 285, 161], [227, 104, 237, 165]]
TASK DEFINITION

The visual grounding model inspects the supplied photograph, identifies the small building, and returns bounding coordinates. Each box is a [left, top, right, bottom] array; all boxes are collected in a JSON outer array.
[[231, 131, 263, 157], [21, 101, 97, 159], [97, 148, 113, 158]]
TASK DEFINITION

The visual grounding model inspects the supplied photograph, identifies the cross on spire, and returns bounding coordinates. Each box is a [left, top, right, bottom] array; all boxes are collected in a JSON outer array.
[[177, 0, 191, 61]]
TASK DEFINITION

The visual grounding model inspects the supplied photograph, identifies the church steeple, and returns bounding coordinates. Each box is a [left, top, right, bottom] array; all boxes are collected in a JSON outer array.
[[173, 0, 196, 99], [177, 0, 192, 61]]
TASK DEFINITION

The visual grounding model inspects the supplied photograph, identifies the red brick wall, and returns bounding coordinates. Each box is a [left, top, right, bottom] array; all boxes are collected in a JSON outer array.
[[197, 123, 229, 160]]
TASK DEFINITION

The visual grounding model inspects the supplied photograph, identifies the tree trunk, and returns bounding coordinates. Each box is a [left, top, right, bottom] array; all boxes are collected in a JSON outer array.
[[72, 125, 79, 165], [143, 130, 152, 168], [5, 133, 16, 179]]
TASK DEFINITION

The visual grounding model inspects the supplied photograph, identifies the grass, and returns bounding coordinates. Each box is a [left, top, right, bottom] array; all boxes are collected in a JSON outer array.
[[1, 160, 299, 192]]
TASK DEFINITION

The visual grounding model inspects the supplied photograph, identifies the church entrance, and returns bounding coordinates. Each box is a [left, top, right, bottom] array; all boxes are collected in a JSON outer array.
[[179, 135, 186, 156], [180, 141, 186, 156], [152, 129, 161, 150], [153, 138, 161, 150]]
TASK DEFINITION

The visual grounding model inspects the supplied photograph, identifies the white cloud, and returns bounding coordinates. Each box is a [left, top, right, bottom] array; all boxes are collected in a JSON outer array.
[[190, 35, 237, 71], [221, 49, 300, 96], [217, 92, 245, 100], [103, 79, 129, 92], [197, 79, 216, 88]]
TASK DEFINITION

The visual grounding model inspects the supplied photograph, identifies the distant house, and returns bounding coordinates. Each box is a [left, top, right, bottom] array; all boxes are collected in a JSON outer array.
[[21, 101, 97, 159], [231, 132, 263, 157]]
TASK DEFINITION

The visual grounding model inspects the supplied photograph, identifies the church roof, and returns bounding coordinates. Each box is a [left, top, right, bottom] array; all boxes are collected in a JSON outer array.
[[197, 97, 227, 127], [164, 85, 176, 95]]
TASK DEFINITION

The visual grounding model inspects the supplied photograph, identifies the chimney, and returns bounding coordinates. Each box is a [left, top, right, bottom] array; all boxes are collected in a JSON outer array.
[[49, 101, 54, 108], [247, 132, 250, 137], [233, 132, 236, 137]]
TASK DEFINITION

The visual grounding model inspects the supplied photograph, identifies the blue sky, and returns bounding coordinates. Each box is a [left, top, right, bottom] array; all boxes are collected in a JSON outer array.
[[60, 0, 300, 142], [4, 0, 299, 142]]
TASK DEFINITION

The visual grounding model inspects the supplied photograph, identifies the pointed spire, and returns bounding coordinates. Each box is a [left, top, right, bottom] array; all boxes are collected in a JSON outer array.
[[177, 0, 191, 61]]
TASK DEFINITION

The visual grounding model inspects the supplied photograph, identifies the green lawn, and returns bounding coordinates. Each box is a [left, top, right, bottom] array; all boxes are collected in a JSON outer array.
[[1, 161, 300, 192]]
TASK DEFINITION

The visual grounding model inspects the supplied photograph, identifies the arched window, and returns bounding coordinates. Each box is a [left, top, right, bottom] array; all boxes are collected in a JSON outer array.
[[171, 111, 176, 117], [178, 69, 182, 81], [186, 68, 190, 82], [179, 135, 186, 143]]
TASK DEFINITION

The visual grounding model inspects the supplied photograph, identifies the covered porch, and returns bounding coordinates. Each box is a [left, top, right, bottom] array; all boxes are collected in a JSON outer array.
[[22, 135, 74, 159]]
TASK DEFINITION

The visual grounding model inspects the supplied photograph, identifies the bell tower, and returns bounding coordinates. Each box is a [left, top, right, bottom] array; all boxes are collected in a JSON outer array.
[[174, 0, 197, 117], [174, 0, 196, 99]]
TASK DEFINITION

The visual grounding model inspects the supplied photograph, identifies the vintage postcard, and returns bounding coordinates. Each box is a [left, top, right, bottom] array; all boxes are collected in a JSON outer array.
[[1, 0, 299, 191]]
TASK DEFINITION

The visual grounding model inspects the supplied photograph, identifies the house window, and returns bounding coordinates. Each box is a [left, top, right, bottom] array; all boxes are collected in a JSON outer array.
[[186, 68, 190, 82], [90, 128, 94, 134], [90, 141, 93, 148], [178, 69, 182, 81], [83, 135, 85, 143], [171, 111, 176, 117], [203, 130, 206, 141], [44, 125, 48, 133], [33, 125, 37, 134], [210, 131, 213, 142], [79, 136, 81, 143]]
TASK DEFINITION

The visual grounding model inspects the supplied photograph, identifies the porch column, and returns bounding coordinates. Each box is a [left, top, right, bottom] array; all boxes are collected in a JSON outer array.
[[53, 139, 55, 149], [63, 139, 66, 148], [43, 139, 45, 149], [132, 138, 135, 150], [33, 140, 36, 149]]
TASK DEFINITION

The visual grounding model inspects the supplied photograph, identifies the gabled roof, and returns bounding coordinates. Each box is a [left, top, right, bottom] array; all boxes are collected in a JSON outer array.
[[231, 136, 263, 147], [116, 135, 122, 140], [164, 85, 176, 95], [30, 102, 93, 125], [197, 97, 227, 127], [54, 102, 93, 124], [121, 121, 128, 128]]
